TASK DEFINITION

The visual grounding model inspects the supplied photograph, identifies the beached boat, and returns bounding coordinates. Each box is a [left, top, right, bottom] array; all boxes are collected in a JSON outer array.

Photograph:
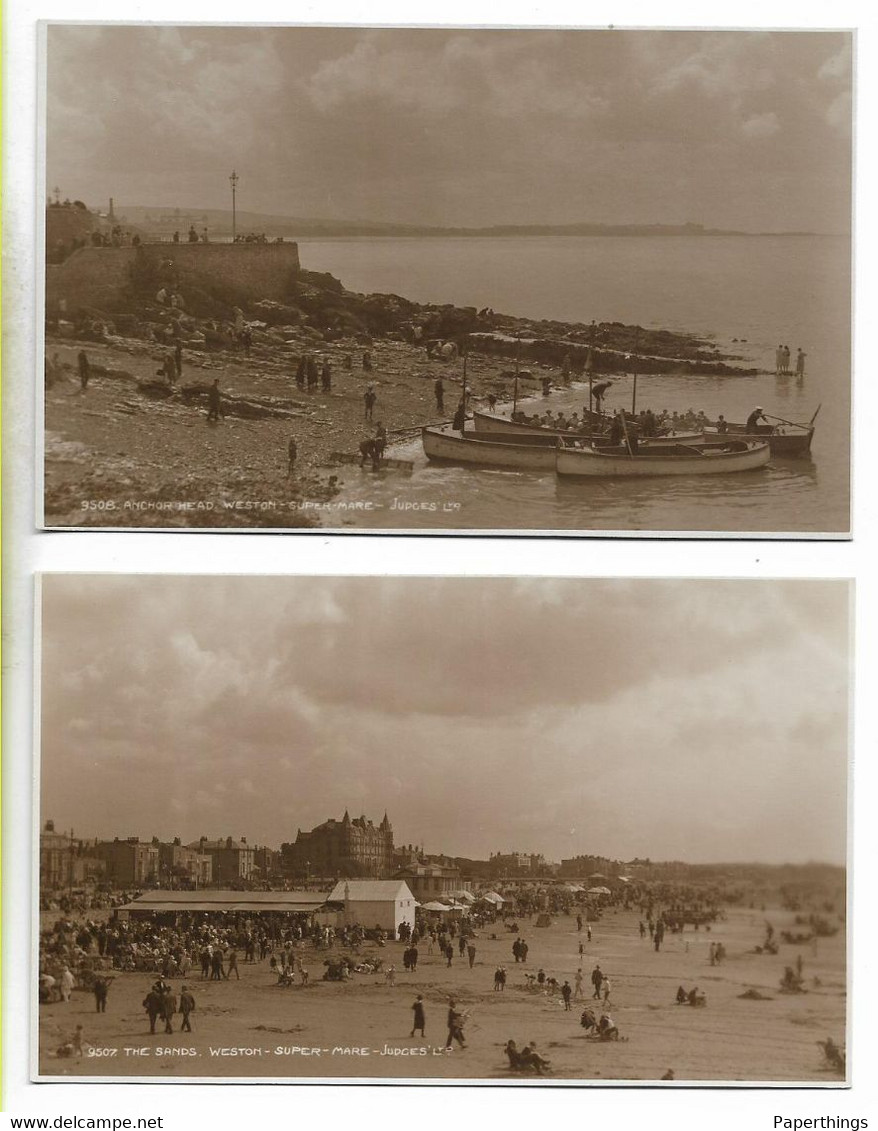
[[555, 439, 770, 478], [422, 425, 559, 471], [472, 409, 703, 446]]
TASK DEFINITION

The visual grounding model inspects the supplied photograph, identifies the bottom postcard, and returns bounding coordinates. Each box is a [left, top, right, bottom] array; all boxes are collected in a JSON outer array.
[[35, 575, 850, 1084]]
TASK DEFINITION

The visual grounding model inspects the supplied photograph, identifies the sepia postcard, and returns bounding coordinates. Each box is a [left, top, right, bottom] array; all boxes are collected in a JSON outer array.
[[35, 575, 850, 1084], [40, 25, 852, 537]]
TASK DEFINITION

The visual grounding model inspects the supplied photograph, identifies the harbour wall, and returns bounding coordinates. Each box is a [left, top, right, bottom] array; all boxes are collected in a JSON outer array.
[[46, 242, 301, 314]]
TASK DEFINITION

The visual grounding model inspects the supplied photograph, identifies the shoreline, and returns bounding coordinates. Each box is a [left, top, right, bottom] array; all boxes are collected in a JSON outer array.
[[44, 266, 765, 529]]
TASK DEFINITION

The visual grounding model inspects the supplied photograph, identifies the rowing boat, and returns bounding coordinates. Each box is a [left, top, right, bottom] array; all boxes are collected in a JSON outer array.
[[555, 439, 770, 478], [472, 409, 703, 446], [704, 422, 814, 456], [422, 425, 559, 471]]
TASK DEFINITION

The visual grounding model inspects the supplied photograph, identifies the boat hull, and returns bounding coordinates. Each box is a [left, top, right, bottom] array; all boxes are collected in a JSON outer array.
[[555, 440, 770, 478], [422, 426, 558, 470], [705, 425, 814, 456], [472, 410, 702, 446]]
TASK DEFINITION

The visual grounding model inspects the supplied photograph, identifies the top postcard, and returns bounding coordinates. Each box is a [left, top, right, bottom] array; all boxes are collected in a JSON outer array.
[[40, 26, 853, 536]]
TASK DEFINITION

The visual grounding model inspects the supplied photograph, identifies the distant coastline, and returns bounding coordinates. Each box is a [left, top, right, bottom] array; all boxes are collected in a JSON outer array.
[[99, 204, 846, 242]]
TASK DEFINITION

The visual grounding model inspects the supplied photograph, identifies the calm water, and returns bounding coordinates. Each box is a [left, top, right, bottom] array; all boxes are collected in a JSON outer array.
[[298, 235, 850, 534]]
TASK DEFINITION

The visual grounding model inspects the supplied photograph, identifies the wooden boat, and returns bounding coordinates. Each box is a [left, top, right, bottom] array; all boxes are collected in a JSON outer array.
[[422, 425, 559, 471], [704, 420, 814, 456], [472, 409, 703, 446], [555, 439, 770, 478]]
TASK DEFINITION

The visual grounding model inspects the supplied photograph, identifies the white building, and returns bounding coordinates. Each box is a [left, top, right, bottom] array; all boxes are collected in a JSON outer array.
[[327, 879, 417, 935]]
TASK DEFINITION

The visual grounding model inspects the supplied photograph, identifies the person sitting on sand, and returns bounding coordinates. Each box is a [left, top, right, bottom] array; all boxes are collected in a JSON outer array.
[[676, 985, 688, 1005], [521, 1041, 551, 1074]]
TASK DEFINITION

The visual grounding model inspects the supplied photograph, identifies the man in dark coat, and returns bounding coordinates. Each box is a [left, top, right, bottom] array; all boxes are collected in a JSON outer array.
[[161, 987, 176, 1034], [143, 988, 164, 1034], [445, 1000, 466, 1049], [179, 986, 195, 1033], [410, 994, 426, 1038], [591, 964, 603, 999], [93, 975, 111, 1013]]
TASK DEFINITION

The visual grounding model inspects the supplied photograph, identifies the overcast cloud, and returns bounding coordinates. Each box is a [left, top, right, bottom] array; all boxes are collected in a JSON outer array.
[[40, 577, 849, 865], [45, 27, 852, 232]]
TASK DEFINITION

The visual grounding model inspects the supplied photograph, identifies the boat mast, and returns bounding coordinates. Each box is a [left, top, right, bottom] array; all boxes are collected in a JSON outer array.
[[631, 330, 639, 417], [587, 320, 595, 424], [460, 347, 467, 435], [513, 331, 520, 415]]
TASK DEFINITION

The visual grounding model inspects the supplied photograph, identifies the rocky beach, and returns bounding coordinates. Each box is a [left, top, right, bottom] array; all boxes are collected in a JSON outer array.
[[44, 264, 760, 529]]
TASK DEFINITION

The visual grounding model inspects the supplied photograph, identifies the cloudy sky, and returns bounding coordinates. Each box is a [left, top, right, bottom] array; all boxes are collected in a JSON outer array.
[[45, 26, 852, 232], [40, 576, 849, 865]]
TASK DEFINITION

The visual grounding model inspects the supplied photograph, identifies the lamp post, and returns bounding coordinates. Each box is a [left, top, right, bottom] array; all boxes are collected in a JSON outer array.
[[229, 169, 239, 243]]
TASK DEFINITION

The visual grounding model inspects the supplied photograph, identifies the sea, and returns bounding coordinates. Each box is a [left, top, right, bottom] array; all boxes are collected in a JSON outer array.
[[296, 234, 851, 535]]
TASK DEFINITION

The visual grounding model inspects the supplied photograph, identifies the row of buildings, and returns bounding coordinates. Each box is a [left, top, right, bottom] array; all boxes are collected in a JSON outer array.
[[41, 812, 636, 894]]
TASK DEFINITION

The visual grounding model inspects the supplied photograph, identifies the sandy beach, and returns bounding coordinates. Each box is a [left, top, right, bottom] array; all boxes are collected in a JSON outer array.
[[38, 903, 846, 1084]]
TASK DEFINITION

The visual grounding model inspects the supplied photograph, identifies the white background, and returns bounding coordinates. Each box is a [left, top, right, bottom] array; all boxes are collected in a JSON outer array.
[[3, 1, 876, 1128]]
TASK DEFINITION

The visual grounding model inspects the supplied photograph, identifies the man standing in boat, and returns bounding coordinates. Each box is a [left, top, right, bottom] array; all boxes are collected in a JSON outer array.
[[746, 406, 769, 433], [591, 380, 613, 416]]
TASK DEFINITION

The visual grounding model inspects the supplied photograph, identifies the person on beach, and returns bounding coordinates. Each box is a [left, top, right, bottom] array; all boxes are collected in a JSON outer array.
[[775, 344, 784, 375], [467, 943, 476, 968], [227, 950, 240, 980], [93, 974, 111, 1012], [445, 1000, 467, 1049], [411, 994, 426, 1038], [434, 377, 444, 412], [591, 964, 603, 999], [574, 968, 584, 999], [179, 986, 195, 1032], [796, 348, 806, 379], [374, 422, 387, 461], [77, 350, 90, 391], [746, 406, 768, 433], [452, 399, 466, 432], [143, 986, 164, 1033], [364, 385, 377, 421], [782, 345, 791, 374], [59, 966, 75, 1002], [207, 379, 223, 423], [561, 981, 573, 1010]]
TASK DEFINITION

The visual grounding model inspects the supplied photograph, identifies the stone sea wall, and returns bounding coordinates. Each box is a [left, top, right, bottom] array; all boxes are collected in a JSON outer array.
[[46, 242, 301, 313]]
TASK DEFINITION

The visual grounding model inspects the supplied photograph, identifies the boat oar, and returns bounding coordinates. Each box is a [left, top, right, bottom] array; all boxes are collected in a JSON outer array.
[[763, 412, 814, 431]]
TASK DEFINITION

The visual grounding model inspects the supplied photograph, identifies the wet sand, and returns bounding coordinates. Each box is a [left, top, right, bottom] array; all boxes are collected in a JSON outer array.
[[38, 905, 846, 1083]]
